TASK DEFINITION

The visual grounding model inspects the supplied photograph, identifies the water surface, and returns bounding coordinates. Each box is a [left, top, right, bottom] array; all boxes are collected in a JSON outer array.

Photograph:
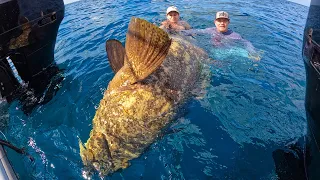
[[3, 0, 309, 179]]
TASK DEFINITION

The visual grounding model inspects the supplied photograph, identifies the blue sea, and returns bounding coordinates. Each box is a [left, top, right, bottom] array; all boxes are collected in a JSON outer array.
[[3, 0, 309, 179]]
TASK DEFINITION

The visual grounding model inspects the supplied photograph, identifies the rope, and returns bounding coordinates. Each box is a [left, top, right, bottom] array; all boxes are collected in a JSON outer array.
[[0, 130, 7, 141], [0, 139, 34, 162]]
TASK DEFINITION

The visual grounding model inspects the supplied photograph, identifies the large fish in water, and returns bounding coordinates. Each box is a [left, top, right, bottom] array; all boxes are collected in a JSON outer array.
[[79, 17, 208, 177]]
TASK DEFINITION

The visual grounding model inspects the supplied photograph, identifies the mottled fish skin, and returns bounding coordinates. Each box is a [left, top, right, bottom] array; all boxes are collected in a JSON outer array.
[[9, 23, 31, 49], [79, 21, 208, 177], [80, 84, 175, 176], [145, 35, 208, 96]]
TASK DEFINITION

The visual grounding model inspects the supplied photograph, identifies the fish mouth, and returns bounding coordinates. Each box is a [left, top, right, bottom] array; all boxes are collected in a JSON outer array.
[[79, 132, 115, 176], [92, 160, 114, 177]]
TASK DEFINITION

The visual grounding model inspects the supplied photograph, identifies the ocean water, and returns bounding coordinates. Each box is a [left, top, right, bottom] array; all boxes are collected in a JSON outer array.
[[2, 0, 309, 179]]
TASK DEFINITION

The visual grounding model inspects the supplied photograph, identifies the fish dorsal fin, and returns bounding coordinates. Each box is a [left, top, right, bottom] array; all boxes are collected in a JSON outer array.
[[106, 39, 126, 73], [125, 17, 172, 81]]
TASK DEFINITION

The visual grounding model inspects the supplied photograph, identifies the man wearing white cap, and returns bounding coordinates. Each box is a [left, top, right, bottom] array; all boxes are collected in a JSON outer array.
[[214, 11, 231, 33], [159, 6, 191, 31], [182, 11, 260, 60]]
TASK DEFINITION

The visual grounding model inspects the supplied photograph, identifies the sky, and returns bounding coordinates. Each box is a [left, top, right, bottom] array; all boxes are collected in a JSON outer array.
[[64, 0, 80, 4]]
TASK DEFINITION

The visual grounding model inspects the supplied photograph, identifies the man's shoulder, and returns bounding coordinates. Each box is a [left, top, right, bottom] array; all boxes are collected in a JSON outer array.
[[179, 21, 191, 29], [201, 27, 216, 33], [179, 20, 188, 23], [226, 30, 242, 39], [206, 27, 216, 30], [201, 27, 216, 34], [160, 20, 168, 25]]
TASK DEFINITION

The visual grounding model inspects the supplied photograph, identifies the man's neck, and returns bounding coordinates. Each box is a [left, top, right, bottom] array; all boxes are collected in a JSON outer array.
[[169, 21, 179, 24], [215, 28, 230, 34]]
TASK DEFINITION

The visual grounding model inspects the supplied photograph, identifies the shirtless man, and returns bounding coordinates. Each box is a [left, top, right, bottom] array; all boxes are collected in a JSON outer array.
[[160, 6, 191, 31]]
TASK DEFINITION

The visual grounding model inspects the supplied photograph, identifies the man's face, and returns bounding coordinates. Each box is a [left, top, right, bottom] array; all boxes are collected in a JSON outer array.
[[214, 18, 230, 33], [167, 11, 180, 23]]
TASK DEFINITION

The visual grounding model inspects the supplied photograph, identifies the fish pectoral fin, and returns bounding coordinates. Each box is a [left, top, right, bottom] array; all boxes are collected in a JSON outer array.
[[106, 39, 126, 73], [125, 17, 172, 82]]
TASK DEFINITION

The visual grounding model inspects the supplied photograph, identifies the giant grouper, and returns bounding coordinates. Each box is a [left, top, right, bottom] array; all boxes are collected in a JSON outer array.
[[79, 17, 210, 177]]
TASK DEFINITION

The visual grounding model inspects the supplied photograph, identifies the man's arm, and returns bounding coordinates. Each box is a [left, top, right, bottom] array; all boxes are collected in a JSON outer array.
[[180, 21, 191, 30], [160, 20, 190, 31], [243, 39, 256, 53], [231, 32, 256, 52], [241, 36, 261, 61], [159, 20, 169, 30], [230, 31, 261, 61], [181, 27, 214, 36]]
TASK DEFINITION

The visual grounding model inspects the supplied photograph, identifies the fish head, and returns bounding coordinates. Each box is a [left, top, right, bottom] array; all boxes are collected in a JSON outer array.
[[80, 84, 175, 177], [79, 131, 114, 176]]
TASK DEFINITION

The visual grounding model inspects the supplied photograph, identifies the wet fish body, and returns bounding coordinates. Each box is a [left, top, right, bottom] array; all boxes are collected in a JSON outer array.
[[79, 17, 208, 176]]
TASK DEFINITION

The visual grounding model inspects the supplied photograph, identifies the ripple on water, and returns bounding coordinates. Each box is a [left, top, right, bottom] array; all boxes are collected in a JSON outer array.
[[4, 0, 309, 179]]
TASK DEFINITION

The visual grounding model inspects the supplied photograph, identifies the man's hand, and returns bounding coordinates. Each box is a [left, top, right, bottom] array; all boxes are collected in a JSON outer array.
[[161, 21, 185, 30], [248, 50, 263, 61], [161, 21, 170, 29]]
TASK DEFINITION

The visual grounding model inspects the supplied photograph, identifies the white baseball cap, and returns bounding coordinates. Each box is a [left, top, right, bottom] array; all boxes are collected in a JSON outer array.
[[215, 11, 229, 20], [166, 6, 179, 15]]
